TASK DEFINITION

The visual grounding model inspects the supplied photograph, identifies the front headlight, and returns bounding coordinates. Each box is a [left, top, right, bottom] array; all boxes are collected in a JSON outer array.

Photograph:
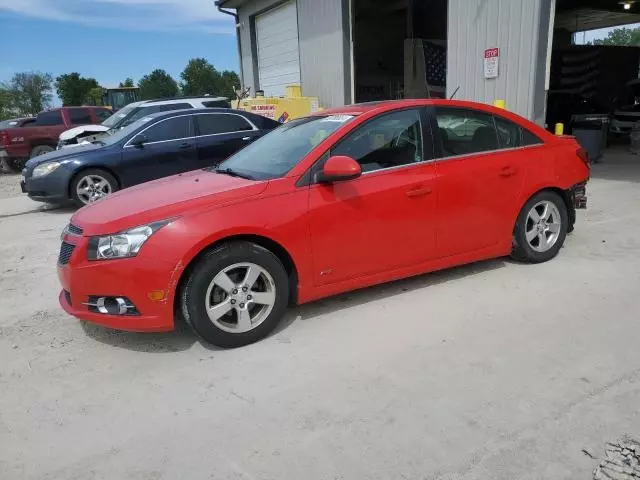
[[87, 219, 173, 260], [32, 161, 61, 178]]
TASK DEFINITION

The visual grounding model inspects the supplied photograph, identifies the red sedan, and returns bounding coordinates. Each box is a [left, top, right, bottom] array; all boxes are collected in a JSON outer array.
[[58, 100, 590, 347]]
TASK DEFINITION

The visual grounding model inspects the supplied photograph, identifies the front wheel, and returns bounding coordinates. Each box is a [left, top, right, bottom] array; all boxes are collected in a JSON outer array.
[[511, 191, 569, 263], [181, 242, 290, 348], [70, 168, 118, 206]]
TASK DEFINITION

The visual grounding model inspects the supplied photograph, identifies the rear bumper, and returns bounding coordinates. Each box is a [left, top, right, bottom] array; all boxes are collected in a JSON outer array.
[[570, 182, 587, 210]]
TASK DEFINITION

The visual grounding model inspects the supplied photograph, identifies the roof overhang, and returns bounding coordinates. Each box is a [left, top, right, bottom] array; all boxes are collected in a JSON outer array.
[[556, 0, 640, 32], [215, 0, 246, 9]]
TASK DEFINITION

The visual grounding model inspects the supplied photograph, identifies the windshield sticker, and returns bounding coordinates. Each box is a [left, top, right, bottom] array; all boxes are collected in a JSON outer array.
[[321, 115, 353, 123]]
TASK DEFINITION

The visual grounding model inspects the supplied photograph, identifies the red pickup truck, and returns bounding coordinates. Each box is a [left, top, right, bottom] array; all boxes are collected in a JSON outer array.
[[0, 106, 111, 170]]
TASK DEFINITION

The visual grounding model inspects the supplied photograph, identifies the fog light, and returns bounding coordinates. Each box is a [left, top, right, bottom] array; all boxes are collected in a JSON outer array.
[[84, 296, 140, 316]]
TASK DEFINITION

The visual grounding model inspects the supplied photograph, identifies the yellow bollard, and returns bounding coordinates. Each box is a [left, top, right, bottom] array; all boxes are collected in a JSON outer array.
[[493, 99, 506, 109], [555, 123, 564, 136]]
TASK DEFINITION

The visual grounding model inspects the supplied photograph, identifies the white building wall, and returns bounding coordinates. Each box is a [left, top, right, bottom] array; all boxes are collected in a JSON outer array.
[[447, 0, 553, 124]]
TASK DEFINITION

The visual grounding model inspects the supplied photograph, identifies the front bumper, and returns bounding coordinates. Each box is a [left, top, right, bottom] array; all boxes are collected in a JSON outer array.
[[22, 167, 73, 204], [57, 233, 179, 332]]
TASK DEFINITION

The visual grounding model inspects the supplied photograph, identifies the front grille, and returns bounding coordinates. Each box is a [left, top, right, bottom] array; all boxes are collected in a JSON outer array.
[[67, 224, 83, 235], [64, 290, 72, 306], [58, 242, 75, 265]]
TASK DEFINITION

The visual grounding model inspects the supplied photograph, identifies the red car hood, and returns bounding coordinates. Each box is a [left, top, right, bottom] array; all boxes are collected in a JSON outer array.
[[72, 170, 268, 235]]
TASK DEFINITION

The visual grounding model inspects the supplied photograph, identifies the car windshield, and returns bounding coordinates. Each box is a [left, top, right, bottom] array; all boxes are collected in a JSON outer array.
[[101, 103, 140, 128], [99, 116, 156, 146], [214, 115, 354, 180]]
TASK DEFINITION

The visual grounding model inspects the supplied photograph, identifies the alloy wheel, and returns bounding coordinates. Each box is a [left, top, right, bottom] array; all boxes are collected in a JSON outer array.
[[525, 200, 562, 253], [76, 175, 112, 204], [204, 262, 276, 334]]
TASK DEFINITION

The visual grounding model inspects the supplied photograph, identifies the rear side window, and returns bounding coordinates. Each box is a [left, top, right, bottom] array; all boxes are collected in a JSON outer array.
[[435, 107, 498, 156], [196, 114, 253, 136], [159, 103, 192, 112], [202, 100, 231, 108], [494, 116, 521, 149], [68, 108, 92, 125], [142, 116, 193, 143], [35, 110, 64, 126], [521, 128, 543, 146]]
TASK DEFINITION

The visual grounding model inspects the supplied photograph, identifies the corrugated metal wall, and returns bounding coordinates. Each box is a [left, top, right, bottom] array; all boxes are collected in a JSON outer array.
[[447, 0, 552, 124], [236, 0, 350, 107]]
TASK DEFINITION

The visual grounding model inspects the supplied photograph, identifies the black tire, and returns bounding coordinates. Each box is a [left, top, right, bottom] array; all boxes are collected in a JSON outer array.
[[511, 190, 569, 263], [70, 168, 119, 206], [30, 145, 55, 158], [181, 242, 290, 348]]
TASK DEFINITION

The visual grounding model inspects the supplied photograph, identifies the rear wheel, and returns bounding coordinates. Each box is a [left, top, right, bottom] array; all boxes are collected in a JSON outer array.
[[181, 242, 289, 348], [30, 145, 55, 158], [70, 168, 118, 206], [511, 191, 568, 263]]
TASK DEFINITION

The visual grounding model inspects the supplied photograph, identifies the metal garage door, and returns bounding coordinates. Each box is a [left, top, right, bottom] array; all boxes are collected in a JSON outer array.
[[255, 1, 300, 97]]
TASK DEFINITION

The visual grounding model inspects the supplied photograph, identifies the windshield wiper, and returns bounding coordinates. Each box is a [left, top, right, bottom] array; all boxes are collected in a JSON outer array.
[[214, 167, 255, 180]]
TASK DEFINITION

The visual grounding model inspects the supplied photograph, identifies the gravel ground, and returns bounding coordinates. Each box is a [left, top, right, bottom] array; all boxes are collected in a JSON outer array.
[[1, 148, 639, 480]]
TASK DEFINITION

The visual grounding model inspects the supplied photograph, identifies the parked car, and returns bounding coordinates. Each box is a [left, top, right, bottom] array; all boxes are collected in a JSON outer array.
[[57, 96, 231, 148], [22, 108, 279, 205], [56, 99, 590, 348], [0, 107, 111, 170], [610, 79, 640, 136]]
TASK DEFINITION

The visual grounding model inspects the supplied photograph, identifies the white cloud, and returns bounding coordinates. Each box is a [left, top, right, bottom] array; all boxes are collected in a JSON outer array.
[[0, 0, 235, 33]]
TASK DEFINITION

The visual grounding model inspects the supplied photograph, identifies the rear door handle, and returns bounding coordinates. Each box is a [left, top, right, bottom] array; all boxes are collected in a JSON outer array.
[[178, 142, 192, 150], [499, 166, 517, 177], [242, 136, 252, 141], [406, 186, 433, 198]]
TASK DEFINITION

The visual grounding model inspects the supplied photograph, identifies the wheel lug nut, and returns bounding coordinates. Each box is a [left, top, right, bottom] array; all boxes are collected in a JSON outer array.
[[232, 289, 238, 294], [239, 303, 245, 308], [230, 299, 236, 305], [247, 295, 252, 300], [242, 287, 248, 292]]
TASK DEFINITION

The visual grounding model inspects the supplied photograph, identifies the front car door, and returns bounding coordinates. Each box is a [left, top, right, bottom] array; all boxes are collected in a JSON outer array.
[[120, 114, 197, 186], [194, 113, 262, 167], [431, 106, 529, 257], [307, 108, 438, 286]]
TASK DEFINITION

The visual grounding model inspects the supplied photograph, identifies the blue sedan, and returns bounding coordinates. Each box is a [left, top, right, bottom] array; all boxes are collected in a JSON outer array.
[[21, 108, 279, 206]]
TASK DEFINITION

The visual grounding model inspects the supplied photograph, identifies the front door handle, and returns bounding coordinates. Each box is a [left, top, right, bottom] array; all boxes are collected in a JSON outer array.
[[178, 142, 192, 150], [499, 165, 517, 177], [406, 186, 433, 198], [242, 136, 252, 141]]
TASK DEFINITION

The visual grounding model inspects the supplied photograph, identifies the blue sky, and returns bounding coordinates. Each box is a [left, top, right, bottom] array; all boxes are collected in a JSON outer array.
[[0, 0, 237, 89]]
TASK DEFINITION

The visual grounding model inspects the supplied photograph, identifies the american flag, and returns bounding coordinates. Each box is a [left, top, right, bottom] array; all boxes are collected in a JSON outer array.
[[423, 40, 447, 98]]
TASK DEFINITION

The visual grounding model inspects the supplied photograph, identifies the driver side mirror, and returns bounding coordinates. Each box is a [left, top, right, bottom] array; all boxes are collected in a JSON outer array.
[[130, 134, 147, 148], [316, 155, 362, 183]]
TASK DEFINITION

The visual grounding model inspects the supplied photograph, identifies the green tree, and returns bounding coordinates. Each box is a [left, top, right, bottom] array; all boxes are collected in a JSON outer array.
[[591, 27, 640, 46], [85, 87, 104, 106], [180, 58, 240, 99], [0, 83, 16, 120], [55, 73, 100, 106], [138, 69, 179, 100], [9, 72, 53, 115], [119, 78, 135, 88]]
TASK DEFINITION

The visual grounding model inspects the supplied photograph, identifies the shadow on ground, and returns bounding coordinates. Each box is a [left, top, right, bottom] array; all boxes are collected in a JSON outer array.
[[81, 258, 507, 352], [592, 145, 640, 183]]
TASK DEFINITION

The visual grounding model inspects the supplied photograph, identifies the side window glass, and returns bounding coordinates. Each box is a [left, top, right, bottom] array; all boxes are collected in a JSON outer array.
[[196, 114, 252, 135], [521, 128, 543, 146], [494, 116, 521, 149], [68, 108, 92, 125], [143, 116, 192, 143], [435, 107, 498, 156], [95, 109, 112, 122], [331, 109, 424, 173], [35, 110, 64, 126]]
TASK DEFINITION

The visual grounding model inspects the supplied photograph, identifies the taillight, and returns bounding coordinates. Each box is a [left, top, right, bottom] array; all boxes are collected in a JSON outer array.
[[0, 131, 10, 147], [576, 147, 590, 167]]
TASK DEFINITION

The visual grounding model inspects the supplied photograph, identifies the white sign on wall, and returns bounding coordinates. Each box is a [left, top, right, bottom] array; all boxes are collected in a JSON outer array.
[[484, 48, 500, 79]]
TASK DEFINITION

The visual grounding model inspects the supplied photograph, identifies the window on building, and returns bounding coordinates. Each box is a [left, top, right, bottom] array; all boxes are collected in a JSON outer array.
[[143, 116, 193, 143], [435, 107, 499, 156], [331, 109, 424, 172], [68, 108, 92, 125], [196, 114, 253, 136], [35, 110, 64, 126]]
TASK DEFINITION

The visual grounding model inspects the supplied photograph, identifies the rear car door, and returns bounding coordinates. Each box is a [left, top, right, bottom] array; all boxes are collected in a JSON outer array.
[[194, 113, 261, 167], [307, 108, 438, 286], [431, 106, 527, 257], [120, 114, 197, 186]]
